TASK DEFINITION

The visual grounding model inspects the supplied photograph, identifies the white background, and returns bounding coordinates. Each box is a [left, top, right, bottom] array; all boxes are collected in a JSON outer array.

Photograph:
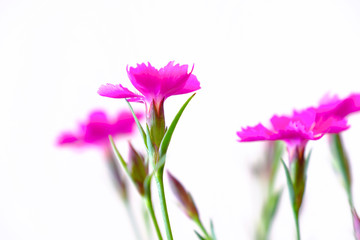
[[1, 0, 360, 239]]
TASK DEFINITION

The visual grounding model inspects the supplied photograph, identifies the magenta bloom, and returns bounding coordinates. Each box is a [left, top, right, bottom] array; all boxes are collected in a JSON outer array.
[[238, 108, 348, 144], [98, 61, 200, 111], [57, 110, 143, 148], [237, 108, 348, 161]]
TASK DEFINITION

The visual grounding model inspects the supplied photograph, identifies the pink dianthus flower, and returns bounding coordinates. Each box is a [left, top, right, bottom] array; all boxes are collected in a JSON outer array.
[[237, 108, 348, 161], [98, 61, 200, 148], [98, 61, 200, 115]]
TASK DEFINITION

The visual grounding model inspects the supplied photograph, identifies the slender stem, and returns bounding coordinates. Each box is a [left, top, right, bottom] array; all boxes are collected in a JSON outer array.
[[294, 211, 301, 240], [125, 201, 143, 240], [144, 194, 163, 240], [194, 217, 212, 240], [155, 169, 173, 240]]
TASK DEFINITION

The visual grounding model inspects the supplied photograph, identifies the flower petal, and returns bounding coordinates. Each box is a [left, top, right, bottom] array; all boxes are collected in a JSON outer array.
[[56, 132, 80, 145], [237, 123, 274, 142], [169, 74, 201, 96], [127, 62, 200, 103], [98, 83, 143, 101], [127, 63, 160, 101]]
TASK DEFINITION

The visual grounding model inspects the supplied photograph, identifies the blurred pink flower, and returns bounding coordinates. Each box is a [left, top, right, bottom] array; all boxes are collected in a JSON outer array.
[[238, 109, 347, 144], [314, 93, 360, 120], [57, 110, 143, 148], [98, 61, 200, 112], [237, 108, 348, 161]]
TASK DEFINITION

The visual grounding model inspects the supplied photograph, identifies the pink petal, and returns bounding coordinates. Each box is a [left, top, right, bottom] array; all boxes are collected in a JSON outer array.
[[88, 110, 108, 123], [169, 74, 201, 96], [315, 93, 360, 119], [237, 123, 273, 142], [333, 93, 360, 118], [353, 209, 360, 240], [56, 132, 80, 146], [127, 61, 200, 103], [111, 110, 143, 135], [313, 116, 349, 134], [98, 83, 144, 101], [127, 63, 161, 100], [271, 109, 315, 132]]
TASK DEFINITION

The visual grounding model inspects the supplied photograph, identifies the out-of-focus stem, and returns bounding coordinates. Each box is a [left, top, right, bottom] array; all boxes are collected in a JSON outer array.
[[142, 204, 152, 239], [256, 142, 283, 240], [331, 134, 353, 206], [256, 190, 282, 240], [330, 134, 360, 240], [125, 201, 143, 240]]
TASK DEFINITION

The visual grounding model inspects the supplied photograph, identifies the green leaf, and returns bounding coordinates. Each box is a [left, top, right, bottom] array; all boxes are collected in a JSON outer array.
[[331, 134, 352, 204], [266, 189, 282, 229], [210, 220, 217, 240], [125, 99, 147, 149], [194, 231, 206, 240], [109, 135, 130, 175], [281, 159, 296, 214], [159, 93, 196, 159]]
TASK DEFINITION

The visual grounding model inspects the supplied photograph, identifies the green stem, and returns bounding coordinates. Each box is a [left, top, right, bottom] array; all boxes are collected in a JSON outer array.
[[155, 169, 174, 240], [125, 201, 143, 240], [194, 217, 212, 240], [144, 194, 163, 240], [294, 211, 301, 240]]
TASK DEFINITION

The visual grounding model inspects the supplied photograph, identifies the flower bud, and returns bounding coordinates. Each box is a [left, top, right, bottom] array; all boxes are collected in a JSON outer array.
[[128, 142, 148, 196], [353, 208, 360, 240], [289, 144, 307, 214], [167, 171, 199, 220], [147, 99, 166, 150], [107, 152, 128, 201]]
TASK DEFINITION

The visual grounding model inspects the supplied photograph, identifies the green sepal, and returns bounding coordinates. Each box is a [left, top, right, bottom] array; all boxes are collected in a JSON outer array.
[[125, 99, 147, 149], [282, 160, 295, 212], [145, 124, 155, 157], [194, 231, 206, 240], [305, 149, 312, 173], [159, 93, 196, 159], [281, 159, 301, 240], [210, 220, 217, 240]]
